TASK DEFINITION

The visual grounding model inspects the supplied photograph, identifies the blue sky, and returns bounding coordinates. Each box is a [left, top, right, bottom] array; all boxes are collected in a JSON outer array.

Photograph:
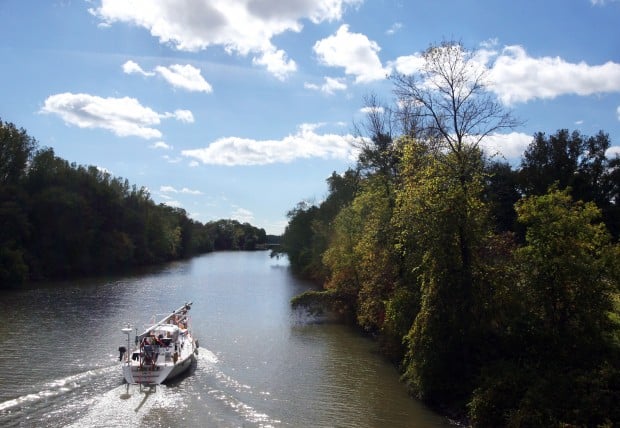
[[1, 0, 619, 235]]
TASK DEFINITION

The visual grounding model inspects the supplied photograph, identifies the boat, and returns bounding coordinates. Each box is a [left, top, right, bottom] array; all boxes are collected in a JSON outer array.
[[119, 302, 198, 385]]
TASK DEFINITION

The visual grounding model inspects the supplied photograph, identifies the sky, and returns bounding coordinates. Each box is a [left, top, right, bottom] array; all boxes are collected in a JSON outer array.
[[1, 0, 619, 235]]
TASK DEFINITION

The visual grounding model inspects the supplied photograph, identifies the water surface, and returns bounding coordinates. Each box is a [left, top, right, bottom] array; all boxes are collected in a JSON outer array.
[[0, 251, 450, 427]]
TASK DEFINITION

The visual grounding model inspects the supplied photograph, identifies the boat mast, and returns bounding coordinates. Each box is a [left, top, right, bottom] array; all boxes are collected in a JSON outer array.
[[137, 302, 192, 340]]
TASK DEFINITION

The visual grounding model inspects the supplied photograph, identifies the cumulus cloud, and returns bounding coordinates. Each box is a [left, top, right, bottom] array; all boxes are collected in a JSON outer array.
[[181, 123, 362, 166], [163, 200, 182, 208], [40, 93, 192, 139], [154, 64, 213, 92], [478, 132, 533, 160], [391, 44, 620, 106], [164, 109, 194, 123], [304, 76, 347, 95], [124, 60, 212, 92], [231, 207, 254, 223], [160, 185, 203, 195], [360, 106, 384, 115], [606, 146, 620, 158], [389, 54, 425, 75], [122, 60, 155, 76], [488, 45, 620, 104], [313, 24, 389, 83], [252, 48, 297, 81], [150, 141, 173, 150], [91, 0, 361, 79], [590, 0, 619, 5]]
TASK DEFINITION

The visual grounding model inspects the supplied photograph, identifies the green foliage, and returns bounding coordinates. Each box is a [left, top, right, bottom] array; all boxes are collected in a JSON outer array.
[[519, 129, 619, 239], [323, 176, 399, 332], [515, 187, 615, 351], [466, 189, 620, 426], [205, 219, 267, 251], [282, 124, 620, 425], [0, 119, 267, 286], [275, 42, 620, 422]]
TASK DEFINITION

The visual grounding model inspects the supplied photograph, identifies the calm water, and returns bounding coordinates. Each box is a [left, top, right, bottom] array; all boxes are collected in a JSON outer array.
[[0, 251, 450, 427]]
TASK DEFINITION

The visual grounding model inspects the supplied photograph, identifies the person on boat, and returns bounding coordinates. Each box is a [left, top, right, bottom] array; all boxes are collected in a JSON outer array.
[[151, 334, 164, 346]]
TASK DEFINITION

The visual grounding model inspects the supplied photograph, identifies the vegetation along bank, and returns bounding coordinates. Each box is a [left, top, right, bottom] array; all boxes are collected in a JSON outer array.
[[274, 42, 620, 427]]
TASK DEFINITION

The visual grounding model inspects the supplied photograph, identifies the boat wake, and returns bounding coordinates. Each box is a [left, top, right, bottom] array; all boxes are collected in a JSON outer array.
[[0, 363, 120, 427], [194, 350, 282, 427], [0, 364, 118, 413], [1, 348, 281, 427]]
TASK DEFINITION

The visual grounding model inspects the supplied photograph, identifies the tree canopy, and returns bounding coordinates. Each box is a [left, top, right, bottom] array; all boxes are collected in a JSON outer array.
[[0, 118, 269, 287], [278, 41, 620, 426]]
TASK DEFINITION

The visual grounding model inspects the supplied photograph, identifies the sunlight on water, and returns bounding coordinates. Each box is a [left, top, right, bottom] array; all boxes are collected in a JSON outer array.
[[0, 252, 450, 427], [195, 350, 282, 427], [65, 384, 183, 428], [0, 365, 118, 413]]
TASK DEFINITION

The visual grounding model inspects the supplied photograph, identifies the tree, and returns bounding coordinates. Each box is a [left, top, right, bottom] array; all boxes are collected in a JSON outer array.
[[395, 139, 491, 405], [515, 187, 616, 352], [0, 119, 36, 286], [389, 42, 520, 407], [483, 161, 521, 234], [518, 129, 620, 240], [391, 41, 521, 164]]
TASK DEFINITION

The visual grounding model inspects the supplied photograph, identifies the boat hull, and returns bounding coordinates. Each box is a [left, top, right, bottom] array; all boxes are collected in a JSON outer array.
[[122, 352, 195, 385]]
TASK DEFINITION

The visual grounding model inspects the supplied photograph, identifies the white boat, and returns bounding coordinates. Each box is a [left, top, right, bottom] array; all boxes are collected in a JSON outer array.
[[119, 302, 198, 385]]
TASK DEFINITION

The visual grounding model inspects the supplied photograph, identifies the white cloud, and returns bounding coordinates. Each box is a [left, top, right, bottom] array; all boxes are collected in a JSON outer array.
[[478, 132, 533, 160], [122, 60, 155, 76], [386, 22, 402, 35], [160, 185, 178, 193], [96, 165, 112, 175], [125, 60, 212, 92], [390, 54, 425, 75], [163, 200, 182, 208], [162, 154, 182, 163], [181, 187, 203, 195], [360, 106, 384, 114], [150, 141, 173, 150], [160, 185, 203, 195], [591, 0, 619, 5], [154, 64, 213, 92], [40, 93, 191, 139], [313, 24, 389, 83], [617, 106, 620, 120], [91, 0, 361, 79], [166, 109, 194, 123], [231, 207, 254, 223], [488, 45, 620, 104], [607, 146, 620, 158], [181, 123, 363, 166], [304, 76, 347, 95], [391, 44, 620, 106], [252, 48, 297, 81]]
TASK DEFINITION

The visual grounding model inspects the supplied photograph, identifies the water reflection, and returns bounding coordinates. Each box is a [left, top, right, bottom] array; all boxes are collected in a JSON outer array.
[[0, 251, 450, 427]]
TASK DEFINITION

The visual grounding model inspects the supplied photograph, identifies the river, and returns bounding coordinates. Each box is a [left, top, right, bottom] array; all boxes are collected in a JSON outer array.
[[0, 251, 451, 427]]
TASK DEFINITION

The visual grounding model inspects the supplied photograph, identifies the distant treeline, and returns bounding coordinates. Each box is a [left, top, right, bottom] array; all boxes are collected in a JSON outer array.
[[0, 118, 276, 287], [274, 42, 620, 427]]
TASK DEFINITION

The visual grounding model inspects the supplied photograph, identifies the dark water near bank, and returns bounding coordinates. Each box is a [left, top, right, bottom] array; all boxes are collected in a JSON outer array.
[[0, 251, 450, 427]]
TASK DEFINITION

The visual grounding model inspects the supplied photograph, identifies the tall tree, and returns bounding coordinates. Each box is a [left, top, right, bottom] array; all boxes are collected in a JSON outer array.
[[390, 42, 520, 406], [515, 187, 616, 352], [0, 119, 35, 285], [391, 41, 521, 162]]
